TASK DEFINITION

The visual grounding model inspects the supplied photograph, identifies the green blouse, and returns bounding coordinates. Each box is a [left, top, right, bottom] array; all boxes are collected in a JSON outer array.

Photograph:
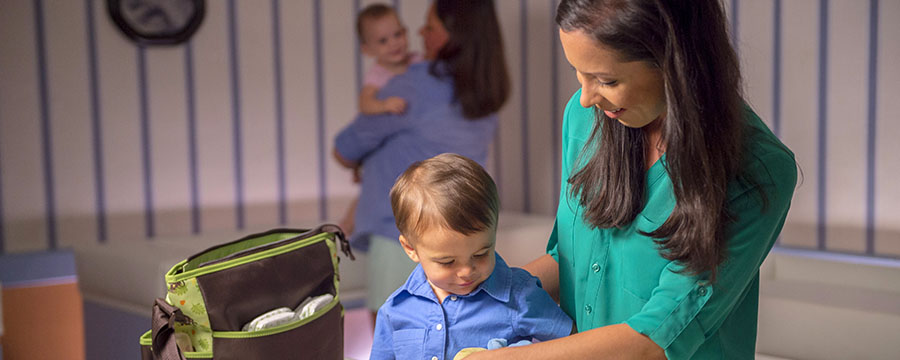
[[547, 90, 797, 359]]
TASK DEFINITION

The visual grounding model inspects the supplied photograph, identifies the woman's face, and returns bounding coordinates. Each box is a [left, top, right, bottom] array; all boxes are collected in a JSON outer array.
[[419, 4, 450, 60], [559, 29, 667, 129]]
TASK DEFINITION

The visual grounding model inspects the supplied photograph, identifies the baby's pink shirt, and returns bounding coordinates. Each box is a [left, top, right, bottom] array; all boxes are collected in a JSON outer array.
[[363, 53, 424, 88]]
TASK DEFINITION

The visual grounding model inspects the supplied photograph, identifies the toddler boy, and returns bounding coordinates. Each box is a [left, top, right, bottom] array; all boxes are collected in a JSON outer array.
[[370, 153, 573, 359]]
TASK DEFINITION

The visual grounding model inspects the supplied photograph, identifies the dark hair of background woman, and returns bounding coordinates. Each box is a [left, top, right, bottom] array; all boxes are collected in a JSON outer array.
[[432, 0, 510, 119], [557, 0, 766, 282]]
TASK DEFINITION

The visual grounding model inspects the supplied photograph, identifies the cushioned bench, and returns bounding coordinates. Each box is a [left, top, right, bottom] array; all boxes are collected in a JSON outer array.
[[73, 212, 556, 313]]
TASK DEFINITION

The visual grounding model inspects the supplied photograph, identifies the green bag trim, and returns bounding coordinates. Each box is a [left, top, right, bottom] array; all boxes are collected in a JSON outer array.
[[139, 330, 214, 358], [166, 231, 332, 282], [144, 230, 343, 357], [140, 330, 151, 346]]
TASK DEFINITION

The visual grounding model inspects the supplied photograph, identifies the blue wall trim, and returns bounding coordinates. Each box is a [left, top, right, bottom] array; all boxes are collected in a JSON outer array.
[[0, 250, 76, 287], [137, 47, 155, 238], [185, 43, 201, 234], [228, 0, 245, 229], [85, 0, 107, 243], [314, 0, 327, 221], [550, 0, 560, 210], [272, 0, 287, 225], [34, 0, 57, 249], [865, 0, 878, 254], [816, 0, 829, 250], [520, 0, 530, 213], [772, 0, 782, 138]]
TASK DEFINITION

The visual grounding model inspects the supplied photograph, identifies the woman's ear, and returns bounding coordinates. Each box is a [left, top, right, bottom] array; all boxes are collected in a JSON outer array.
[[399, 235, 420, 263], [360, 42, 374, 57]]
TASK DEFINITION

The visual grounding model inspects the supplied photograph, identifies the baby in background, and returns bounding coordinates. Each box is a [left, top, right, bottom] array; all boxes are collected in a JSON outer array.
[[356, 3, 422, 115], [339, 4, 423, 237], [370, 153, 574, 360]]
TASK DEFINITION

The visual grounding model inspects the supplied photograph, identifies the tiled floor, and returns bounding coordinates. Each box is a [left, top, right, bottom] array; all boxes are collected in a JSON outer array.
[[344, 307, 375, 360]]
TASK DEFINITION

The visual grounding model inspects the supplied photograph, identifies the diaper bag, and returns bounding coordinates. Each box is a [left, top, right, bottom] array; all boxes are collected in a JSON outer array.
[[138, 225, 354, 359]]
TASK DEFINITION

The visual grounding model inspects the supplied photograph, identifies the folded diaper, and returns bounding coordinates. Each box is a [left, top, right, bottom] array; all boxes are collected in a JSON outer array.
[[241, 307, 294, 332]]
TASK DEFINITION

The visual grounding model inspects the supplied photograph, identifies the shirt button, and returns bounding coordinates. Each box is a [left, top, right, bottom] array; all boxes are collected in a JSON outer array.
[[697, 286, 707, 296], [584, 304, 592, 314], [450, 295, 458, 301], [435, 323, 443, 331], [591, 263, 600, 273]]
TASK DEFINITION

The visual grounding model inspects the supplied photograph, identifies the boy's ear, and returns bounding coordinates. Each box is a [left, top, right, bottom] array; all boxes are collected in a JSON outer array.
[[398, 235, 420, 263]]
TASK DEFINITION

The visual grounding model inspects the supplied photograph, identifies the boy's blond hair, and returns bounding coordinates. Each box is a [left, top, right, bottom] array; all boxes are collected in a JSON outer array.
[[390, 153, 499, 242], [356, 3, 396, 43]]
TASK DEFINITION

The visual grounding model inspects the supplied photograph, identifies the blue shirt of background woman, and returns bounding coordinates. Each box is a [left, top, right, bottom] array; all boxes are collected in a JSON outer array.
[[335, 62, 496, 251]]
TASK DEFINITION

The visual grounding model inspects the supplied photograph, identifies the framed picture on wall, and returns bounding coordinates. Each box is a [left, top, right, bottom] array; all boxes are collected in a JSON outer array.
[[107, 0, 205, 46]]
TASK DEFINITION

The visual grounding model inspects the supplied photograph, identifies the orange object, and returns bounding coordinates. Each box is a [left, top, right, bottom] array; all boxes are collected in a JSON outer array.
[[1, 282, 85, 359]]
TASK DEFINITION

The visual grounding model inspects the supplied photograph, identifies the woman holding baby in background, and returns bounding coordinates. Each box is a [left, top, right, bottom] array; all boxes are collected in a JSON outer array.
[[333, 0, 510, 326]]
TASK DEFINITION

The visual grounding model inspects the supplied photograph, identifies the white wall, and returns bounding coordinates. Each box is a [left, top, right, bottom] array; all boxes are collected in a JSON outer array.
[[0, 0, 898, 257]]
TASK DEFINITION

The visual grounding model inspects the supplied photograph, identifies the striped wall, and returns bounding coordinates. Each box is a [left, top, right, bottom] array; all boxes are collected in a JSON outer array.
[[0, 0, 897, 258]]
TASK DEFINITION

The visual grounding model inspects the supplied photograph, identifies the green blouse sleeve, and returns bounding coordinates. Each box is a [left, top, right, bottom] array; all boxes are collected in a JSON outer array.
[[625, 147, 797, 359], [547, 220, 559, 262]]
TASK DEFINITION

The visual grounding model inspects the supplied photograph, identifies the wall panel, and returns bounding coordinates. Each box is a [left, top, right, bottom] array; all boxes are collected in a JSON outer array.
[[0, 0, 48, 252], [875, 0, 900, 256], [0, 0, 895, 261], [45, 0, 98, 248], [824, 0, 868, 253]]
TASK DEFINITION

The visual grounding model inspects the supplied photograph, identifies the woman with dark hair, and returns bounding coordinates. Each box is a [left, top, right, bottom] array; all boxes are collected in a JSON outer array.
[[334, 0, 509, 324], [469, 0, 797, 359]]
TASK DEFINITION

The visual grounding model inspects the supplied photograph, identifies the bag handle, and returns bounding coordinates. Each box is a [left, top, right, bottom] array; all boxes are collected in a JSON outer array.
[[319, 224, 356, 261], [189, 225, 355, 267], [151, 298, 190, 360]]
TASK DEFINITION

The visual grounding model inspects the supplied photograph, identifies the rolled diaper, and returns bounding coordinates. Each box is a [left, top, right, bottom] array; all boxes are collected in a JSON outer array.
[[240, 293, 336, 332], [294, 294, 334, 320]]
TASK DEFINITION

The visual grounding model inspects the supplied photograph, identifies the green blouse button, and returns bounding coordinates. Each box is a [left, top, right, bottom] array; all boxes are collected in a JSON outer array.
[[697, 286, 708, 296], [585, 304, 592, 314], [591, 263, 600, 273]]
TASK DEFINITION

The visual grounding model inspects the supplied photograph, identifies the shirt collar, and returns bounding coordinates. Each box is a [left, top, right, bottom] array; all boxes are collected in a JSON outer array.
[[397, 252, 512, 303]]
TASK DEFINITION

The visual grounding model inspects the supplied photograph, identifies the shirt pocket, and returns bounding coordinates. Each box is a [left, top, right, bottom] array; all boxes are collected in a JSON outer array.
[[619, 214, 669, 302], [392, 328, 425, 358]]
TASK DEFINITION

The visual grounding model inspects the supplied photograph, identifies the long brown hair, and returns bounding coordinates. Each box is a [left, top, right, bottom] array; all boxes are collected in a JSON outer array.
[[558, 0, 750, 282], [432, 0, 510, 119]]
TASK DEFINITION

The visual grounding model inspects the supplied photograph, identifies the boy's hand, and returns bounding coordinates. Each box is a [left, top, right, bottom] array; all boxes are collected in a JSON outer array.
[[383, 97, 407, 114], [352, 166, 362, 183]]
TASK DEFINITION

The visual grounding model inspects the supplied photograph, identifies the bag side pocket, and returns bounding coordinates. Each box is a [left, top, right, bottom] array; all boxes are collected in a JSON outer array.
[[211, 300, 344, 360]]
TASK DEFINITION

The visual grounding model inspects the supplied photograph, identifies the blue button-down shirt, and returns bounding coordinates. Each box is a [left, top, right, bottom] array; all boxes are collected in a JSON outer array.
[[370, 254, 573, 360], [334, 62, 497, 251]]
